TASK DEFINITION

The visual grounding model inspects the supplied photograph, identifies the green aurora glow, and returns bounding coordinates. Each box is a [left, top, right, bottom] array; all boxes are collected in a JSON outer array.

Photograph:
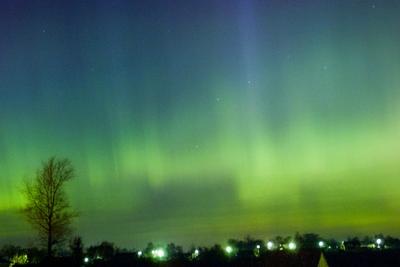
[[1, 0, 400, 247]]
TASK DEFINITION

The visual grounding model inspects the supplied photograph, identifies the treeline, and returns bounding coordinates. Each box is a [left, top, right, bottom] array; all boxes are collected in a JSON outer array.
[[1, 233, 400, 266]]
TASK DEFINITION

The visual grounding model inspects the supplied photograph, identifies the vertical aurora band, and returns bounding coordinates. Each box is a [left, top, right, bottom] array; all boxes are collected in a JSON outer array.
[[0, 0, 400, 247]]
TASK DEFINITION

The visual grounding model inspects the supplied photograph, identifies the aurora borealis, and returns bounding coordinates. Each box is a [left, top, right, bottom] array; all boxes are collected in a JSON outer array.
[[1, 0, 400, 248]]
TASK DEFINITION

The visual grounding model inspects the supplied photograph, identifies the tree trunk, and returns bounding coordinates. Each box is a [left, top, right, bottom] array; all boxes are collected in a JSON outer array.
[[48, 226, 52, 258]]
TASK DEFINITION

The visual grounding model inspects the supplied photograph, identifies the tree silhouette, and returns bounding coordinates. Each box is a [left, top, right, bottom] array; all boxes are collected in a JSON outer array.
[[69, 236, 83, 267], [344, 237, 361, 250], [166, 243, 184, 260], [0, 244, 23, 260], [22, 157, 77, 258], [385, 235, 400, 249], [295, 232, 321, 249], [227, 236, 264, 258], [87, 241, 115, 261], [143, 242, 155, 258]]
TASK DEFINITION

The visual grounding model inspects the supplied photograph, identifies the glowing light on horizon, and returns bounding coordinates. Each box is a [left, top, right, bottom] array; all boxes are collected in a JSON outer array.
[[151, 248, 166, 259], [288, 242, 296, 250]]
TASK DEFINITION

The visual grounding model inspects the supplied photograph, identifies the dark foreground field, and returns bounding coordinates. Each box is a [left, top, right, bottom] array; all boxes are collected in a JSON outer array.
[[8, 250, 400, 267]]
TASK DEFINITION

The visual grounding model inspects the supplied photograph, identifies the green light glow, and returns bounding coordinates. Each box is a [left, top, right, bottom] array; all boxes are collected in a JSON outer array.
[[1, 1, 400, 248]]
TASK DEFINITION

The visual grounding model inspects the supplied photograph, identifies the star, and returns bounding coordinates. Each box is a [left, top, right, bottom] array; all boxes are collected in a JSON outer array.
[[247, 80, 257, 88]]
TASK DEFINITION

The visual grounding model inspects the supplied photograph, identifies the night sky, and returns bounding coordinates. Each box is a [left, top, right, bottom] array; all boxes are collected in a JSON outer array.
[[1, 0, 400, 248]]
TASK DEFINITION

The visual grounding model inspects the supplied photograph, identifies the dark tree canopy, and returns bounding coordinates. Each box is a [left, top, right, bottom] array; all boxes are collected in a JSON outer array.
[[87, 241, 115, 261], [69, 236, 84, 267], [22, 157, 77, 257]]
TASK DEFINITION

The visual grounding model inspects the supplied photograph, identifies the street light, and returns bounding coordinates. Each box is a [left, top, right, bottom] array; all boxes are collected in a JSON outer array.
[[318, 241, 325, 248], [288, 242, 296, 250], [267, 241, 274, 250], [158, 249, 165, 258], [152, 248, 166, 259], [193, 249, 200, 257], [225, 246, 233, 254]]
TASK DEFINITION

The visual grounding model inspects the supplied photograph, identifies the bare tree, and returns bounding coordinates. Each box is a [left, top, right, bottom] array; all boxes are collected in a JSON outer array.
[[22, 157, 77, 258]]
